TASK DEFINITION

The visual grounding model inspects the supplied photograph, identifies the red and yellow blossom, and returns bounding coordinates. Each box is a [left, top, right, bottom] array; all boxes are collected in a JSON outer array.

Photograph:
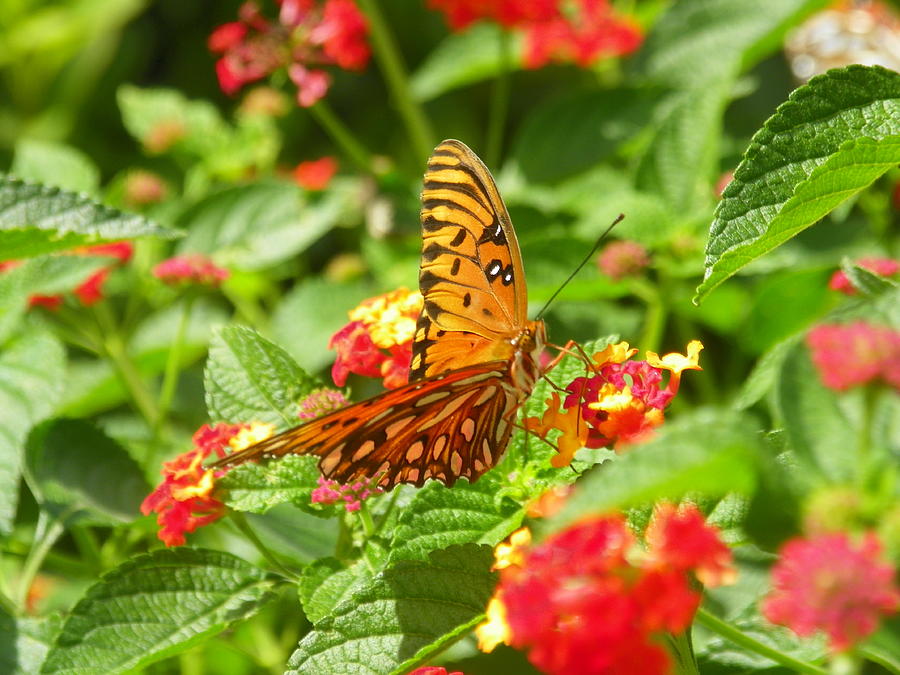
[[476, 504, 733, 675], [525, 340, 703, 466], [330, 288, 423, 389], [762, 531, 899, 651], [141, 421, 275, 546]]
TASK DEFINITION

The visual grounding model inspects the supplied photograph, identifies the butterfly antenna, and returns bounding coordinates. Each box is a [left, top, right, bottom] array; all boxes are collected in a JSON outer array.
[[535, 213, 625, 320]]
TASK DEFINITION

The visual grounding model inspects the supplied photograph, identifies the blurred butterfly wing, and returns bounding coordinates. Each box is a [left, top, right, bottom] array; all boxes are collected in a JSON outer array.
[[412, 139, 529, 380], [213, 361, 519, 488]]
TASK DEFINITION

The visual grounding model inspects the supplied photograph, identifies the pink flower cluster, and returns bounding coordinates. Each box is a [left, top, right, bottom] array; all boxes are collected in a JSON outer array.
[[297, 388, 347, 419], [152, 254, 230, 287], [209, 0, 370, 107], [807, 321, 900, 392], [310, 475, 382, 512]]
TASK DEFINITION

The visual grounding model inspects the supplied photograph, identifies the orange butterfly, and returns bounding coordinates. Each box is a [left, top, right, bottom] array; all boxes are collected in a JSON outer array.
[[213, 140, 548, 488]]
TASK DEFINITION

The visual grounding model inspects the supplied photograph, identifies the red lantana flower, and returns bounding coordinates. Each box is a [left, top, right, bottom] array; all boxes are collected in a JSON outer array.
[[141, 422, 274, 546], [329, 288, 423, 389], [524, 340, 703, 466], [477, 504, 733, 675], [293, 156, 338, 190], [310, 475, 383, 512], [153, 254, 230, 287], [209, 0, 370, 107], [807, 322, 900, 392], [597, 240, 650, 281], [828, 257, 899, 295], [407, 668, 464, 675], [762, 532, 899, 651]]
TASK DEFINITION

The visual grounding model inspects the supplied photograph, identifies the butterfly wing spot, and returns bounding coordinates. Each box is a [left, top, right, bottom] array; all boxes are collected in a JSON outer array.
[[481, 439, 493, 465], [450, 228, 467, 247], [322, 420, 338, 431], [450, 258, 461, 275], [495, 417, 508, 443], [460, 417, 476, 442], [385, 416, 415, 437], [487, 260, 502, 278], [417, 394, 470, 431], [320, 449, 343, 474], [406, 441, 425, 462], [474, 385, 497, 406], [473, 458, 485, 473], [341, 417, 358, 427], [414, 391, 452, 407], [352, 440, 376, 461], [462, 292, 471, 307], [406, 468, 420, 483], [450, 451, 463, 475], [431, 433, 448, 459]]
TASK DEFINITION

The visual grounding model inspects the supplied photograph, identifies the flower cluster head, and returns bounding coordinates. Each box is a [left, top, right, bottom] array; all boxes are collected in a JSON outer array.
[[297, 387, 348, 419], [828, 257, 899, 295], [525, 340, 703, 467], [123, 170, 168, 208], [152, 254, 230, 288], [0, 242, 133, 310], [807, 321, 900, 392], [477, 503, 734, 675], [209, 0, 370, 107], [311, 475, 383, 512], [428, 0, 642, 69], [141, 421, 274, 546], [407, 668, 463, 675], [597, 240, 650, 281], [762, 531, 899, 652], [293, 156, 338, 190], [329, 288, 423, 389]]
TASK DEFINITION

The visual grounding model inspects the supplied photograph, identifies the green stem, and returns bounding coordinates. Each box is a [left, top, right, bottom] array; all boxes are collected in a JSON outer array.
[[695, 608, 827, 675], [357, 501, 376, 539], [222, 286, 270, 333], [630, 278, 667, 353], [856, 385, 877, 479], [93, 302, 160, 426], [156, 294, 196, 428], [485, 28, 512, 168], [308, 101, 374, 173], [858, 646, 900, 674], [355, 0, 434, 160], [15, 511, 67, 609], [229, 512, 298, 581]]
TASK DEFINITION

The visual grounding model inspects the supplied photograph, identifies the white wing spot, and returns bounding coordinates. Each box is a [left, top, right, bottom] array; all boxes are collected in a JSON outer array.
[[488, 262, 501, 276]]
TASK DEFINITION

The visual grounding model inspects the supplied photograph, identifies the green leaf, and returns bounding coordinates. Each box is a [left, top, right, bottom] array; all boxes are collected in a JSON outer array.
[[388, 477, 524, 564], [513, 88, 656, 183], [0, 328, 65, 534], [0, 610, 62, 675], [698, 65, 900, 301], [633, 0, 826, 87], [205, 324, 320, 427], [218, 454, 321, 514], [176, 181, 352, 269], [40, 549, 276, 675], [11, 139, 100, 195], [733, 333, 802, 410], [410, 24, 522, 101], [839, 259, 899, 297], [299, 558, 370, 624], [0, 175, 179, 260], [24, 418, 149, 525], [272, 278, 376, 374], [287, 545, 496, 675], [776, 341, 856, 482], [548, 408, 761, 529]]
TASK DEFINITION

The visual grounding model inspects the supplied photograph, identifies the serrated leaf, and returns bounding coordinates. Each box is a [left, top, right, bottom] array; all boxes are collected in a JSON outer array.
[[388, 478, 524, 564], [633, 0, 826, 87], [0, 610, 62, 675], [205, 324, 320, 427], [513, 88, 656, 183], [244, 504, 340, 564], [733, 333, 802, 410], [0, 175, 179, 260], [839, 259, 899, 296], [11, 139, 100, 195], [40, 549, 276, 675], [218, 454, 321, 514], [272, 278, 376, 373], [287, 544, 496, 675], [177, 181, 353, 270], [410, 24, 523, 102], [299, 558, 371, 624], [776, 341, 856, 482], [698, 65, 900, 301], [0, 328, 65, 534], [24, 418, 149, 525], [548, 408, 761, 529]]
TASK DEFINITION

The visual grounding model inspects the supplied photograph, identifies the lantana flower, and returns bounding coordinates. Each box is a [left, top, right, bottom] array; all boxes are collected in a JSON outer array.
[[828, 257, 899, 295], [153, 254, 230, 287], [524, 340, 703, 466], [209, 0, 370, 107], [428, 0, 642, 69], [407, 668, 464, 675], [310, 475, 383, 512], [297, 388, 348, 419], [807, 322, 900, 392], [141, 421, 275, 546], [476, 503, 734, 675], [329, 288, 423, 389], [762, 531, 899, 652], [597, 240, 650, 281], [293, 156, 338, 190]]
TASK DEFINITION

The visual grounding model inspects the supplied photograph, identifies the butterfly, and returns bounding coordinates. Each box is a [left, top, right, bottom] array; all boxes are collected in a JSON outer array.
[[213, 139, 548, 488]]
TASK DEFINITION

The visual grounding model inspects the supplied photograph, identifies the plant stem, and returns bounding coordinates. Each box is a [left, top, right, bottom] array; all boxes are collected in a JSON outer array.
[[355, 0, 434, 160], [486, 28, 512, 168], [229, 512, 298, 581], [695, 608, 827, 675], [15, 511, 67, 609], [357, 501, 376, 539], [156, 294, 195, 428], [630, 277, 667, 353], [856, 385, 876, 480], [309, 101, 374, 173]]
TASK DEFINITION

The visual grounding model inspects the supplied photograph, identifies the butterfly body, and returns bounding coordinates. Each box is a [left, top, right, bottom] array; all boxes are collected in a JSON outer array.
[[213, 140, 547, 489]]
